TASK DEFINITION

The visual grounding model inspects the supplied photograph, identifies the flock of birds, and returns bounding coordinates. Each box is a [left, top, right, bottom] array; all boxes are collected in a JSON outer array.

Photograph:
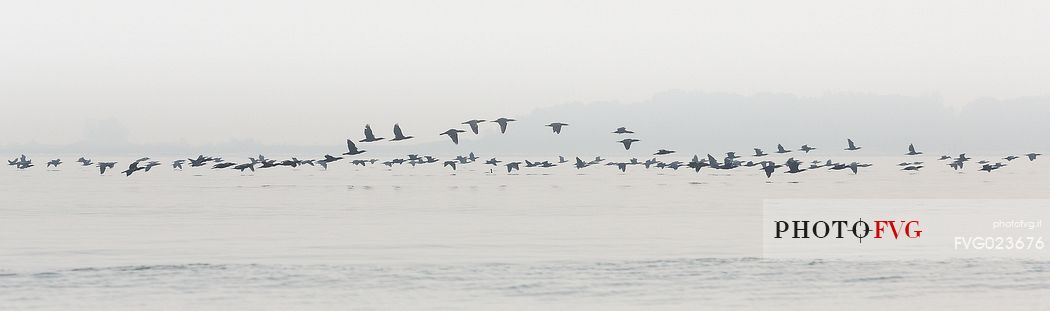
[[5, 118, 1044, 178]]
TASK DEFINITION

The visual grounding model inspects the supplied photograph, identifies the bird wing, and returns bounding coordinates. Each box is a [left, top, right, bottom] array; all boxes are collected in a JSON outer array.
[[364, 125, 375, 139], [346, 139, 358, 152], [394, 124, 404, 138]]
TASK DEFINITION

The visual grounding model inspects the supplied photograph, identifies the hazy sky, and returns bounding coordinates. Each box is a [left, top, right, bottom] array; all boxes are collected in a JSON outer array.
[[2, 0, 1048, 146]]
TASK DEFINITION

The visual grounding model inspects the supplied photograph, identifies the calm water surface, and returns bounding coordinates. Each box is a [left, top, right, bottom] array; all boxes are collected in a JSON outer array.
[[2, 155, 1049, 310]]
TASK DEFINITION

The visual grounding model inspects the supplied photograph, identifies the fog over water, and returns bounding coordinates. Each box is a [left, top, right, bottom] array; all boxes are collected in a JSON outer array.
[[3, 1, 1050, 310]]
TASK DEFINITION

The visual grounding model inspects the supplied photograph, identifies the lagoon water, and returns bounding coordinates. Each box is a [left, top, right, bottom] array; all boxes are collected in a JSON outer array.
[[2, 155, 1049, 310]]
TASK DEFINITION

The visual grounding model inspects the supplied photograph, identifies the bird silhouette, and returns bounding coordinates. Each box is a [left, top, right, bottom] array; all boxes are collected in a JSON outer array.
[[359, 124, 385, 142], [391, 124, 414, 141], [323, 154, 344, 163], [440, 129, 467, 144], [845, 139, 862, 151], [761, 162, 777, 178], [46, 159, 62, 168], [546, 122, 569, 134], [234, 163, 256, 172], [97, 162, 116, 175], [784, 158, 806, 174], [574, 157, 591, 169], [213, 162, 236, 169], [505, 162, 521, 173], [121, 161, 145, 176], [906, 144, 922, 155], [618, 139, 640, 150], [461, 119, 485, 134], [492, 118, 516, 134], [343, 139, 366, 156]]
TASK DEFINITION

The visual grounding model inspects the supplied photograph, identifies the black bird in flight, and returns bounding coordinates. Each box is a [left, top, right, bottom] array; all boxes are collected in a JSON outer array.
[[391, 124, 414, 141], [441, 129, 467, 144], [343, 139, 366, 156], [462, 119, 485, 134], [359, 124, 385, 142], [492, 118, 516, 134], [546, 122, 568, 134]]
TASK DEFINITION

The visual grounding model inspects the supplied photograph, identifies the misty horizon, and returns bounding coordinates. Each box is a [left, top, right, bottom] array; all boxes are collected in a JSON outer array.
[[3, 1, 1048, 150], [3, 91, 1047, 156]]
